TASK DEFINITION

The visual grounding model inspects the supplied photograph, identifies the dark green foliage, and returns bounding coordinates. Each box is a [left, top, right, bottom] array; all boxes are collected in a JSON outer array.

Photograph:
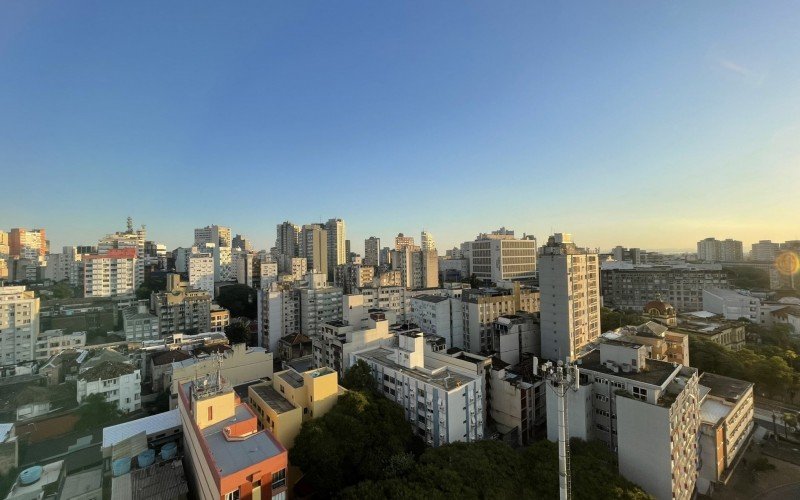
[[76, 393, 122, 432], [600, 307, 645, 332], [224, 320, 250, 345], [290, 391, 421, 497], [340, 359, 375, 393], [725, 267, 770, 290], [216, 284, 257, 319], [51, 281, 75, 299]]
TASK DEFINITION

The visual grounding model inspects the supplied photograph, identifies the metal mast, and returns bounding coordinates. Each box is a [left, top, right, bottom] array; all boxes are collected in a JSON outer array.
[[541, 359, 580, 500]]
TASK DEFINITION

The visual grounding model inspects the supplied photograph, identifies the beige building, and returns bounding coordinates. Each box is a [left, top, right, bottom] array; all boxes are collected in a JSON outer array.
[[170, 343, 274, 399], [35, 329, 86, 361], [470, 234, 537, 283], [488, 358, 546, 446], [461, 283, 540, 354], [312, 312, 394, 377], [248, 366, 343, 449], [210, 305, 230, 333], [153, 274, 211, 336], [697, 373, 754, 495], [539, 233, 600, 361], [300, 224, 328, 277], [83, 248, 137, 298], [673, 312, 747, 350], [0, 285, 40, 366], [605, 321, 689, 366]]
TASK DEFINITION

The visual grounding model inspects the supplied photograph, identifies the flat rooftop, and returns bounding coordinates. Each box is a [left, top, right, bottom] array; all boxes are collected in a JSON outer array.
[[201, 404, 283, 476], [60, 467, 102, 499], [413, 294, 449, 303], [103, 409, 181, 448], [276, 370, 304, 389], [700, 398, 732, 425], [699, 372, 753, 402], [111, 460, 189, 500], [250, 384, 297, 414], [356, 347, 478, 391], [579, 349, 679, 386]]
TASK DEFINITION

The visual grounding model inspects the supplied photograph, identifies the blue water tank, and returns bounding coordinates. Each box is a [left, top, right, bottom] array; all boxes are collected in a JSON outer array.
[[19, 466, 42, 486], [112, 457, 131, 477], [160, 442, 178, 460], [137, 449, 156, 468]]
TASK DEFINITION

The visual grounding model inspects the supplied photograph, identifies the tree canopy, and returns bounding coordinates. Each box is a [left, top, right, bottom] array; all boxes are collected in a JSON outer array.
[[224, 320, 251, 345], [340, 359, 375, 393], [216, 284, 257, 319], [600, 307, 645, 332], [76, 393, 123, 432]]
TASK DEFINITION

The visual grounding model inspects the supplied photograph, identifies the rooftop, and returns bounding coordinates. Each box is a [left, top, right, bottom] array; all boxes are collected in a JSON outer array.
[[60, 467, 103, 499], [413, 294, 449, 304], [249, 384, 297, 414], [700, 398, 732, 425], [578, 349, 680, 386], [356, 347, 478, 391], [276, 370, 304, 389], [200, 404, 283, 476], [151, 350, 192, 366], [79, 360, 136, 382], [111, 460, 189, 500], [102, 409, 181, 448], [699, 372, 753, 402]]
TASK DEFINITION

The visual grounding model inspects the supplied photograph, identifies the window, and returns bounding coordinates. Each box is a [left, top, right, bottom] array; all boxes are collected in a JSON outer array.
[[272, 468, 286, 489], [632, 387, 648, 401]]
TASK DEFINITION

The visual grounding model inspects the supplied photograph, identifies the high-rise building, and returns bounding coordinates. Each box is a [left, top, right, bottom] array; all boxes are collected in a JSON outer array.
[[697, 238, 743, 262], [364, 237, 380, 267], [334, 263, 374, 294], [421, 230, 436, 252], [751, 240, 779, 262], [45, 246, 82, 286], [188, 252, 215, 296], [98, 219, 146, 288], [275, 222, 301, 260], [300, 224, 328, 277], [0, 230, 9, 258], [299, 272, 343, 337], [194, 225, 232, 248], [391, 247, 439, 289], [9, 228, 47, 260], [538, 233, 600, 361], [257, 282, 300, 353], [461, 284, 540, 353], [469, 234, 537, 283], [325, 218, 346, 282], [153, 274, 211, 336], [379, 246, 392, 267], [0, 285, 40, 365], [232, 234, 252, 252], [83, 248, 137, 298], [394, 233, 418, 251], [194, 225, 233, 282]]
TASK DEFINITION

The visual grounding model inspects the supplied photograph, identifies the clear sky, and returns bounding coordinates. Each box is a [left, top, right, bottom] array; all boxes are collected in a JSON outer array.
[[2, 1, 799, 254]]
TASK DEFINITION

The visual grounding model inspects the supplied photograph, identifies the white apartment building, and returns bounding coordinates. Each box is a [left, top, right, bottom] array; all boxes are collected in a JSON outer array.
[[492, 313, 539, 366], [421, 231, 436, 252], [352, 329, 485, 447], [98, 222, 146, 288], [122, 302, 159, 341], [260, 258, 279, 289], [83, 248, 137, 298], [391, 247, 438, 289], [194, 225, 234, 282], [703, 288, 761, 322], [77, 360, 142, 413], [346, 284, 411, 323], [470, 236, 537, 283], [172, 246, 192, 273], [547, 340, 700, 500], [257, 282, 300, 353], [411, 294, 464, 349], [233, 250, 256, 287], [0, 285, 40, 366], [364, 237, 380, 267], [35, 329, 86, 361], [9, 228, 46, 260], [461, 284, 540, 354], [188, 252, 215, 297], [313, 312, 394, 376], [751, 240, 779, 261], [194, 224, 232, 249], [697, 238, 744, 262], [45, 246, 82, 286], [539, 233, 600, 362], [299, 272, 343, 336]]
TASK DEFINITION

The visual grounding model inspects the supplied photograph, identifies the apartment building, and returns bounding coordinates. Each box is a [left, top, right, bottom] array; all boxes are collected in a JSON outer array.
[[153, 274, 211, 336], [751, 240, 779, 261], [343, 284, 410, 324], [600, 262, 729, 312], [9, 228, 47, 260], [702, 288, 761, 322], [604, 321, 689, 366], [421, 230, 436, 252], [394, 233, 418, 251], [188, 251, 215, 297], [122, 302, 159, 341], [77, 358, 141, 413], [488, 357, 546, 446], [0, 285, 39, 366], [391, 247, 438, 289], [210, 305, 230, 333], [492, 313, 539, 365], [352, 328, 485, 446], [248, 366, 342, 449], [462, 284, 540, 354], [364, 237, 380, 267], [334, 263, 374, 294], [194, 225, 234, 282], [45, 246, 82, 286], [672, 312, 746, 350], [411, 294, 464, 349], [548, 340, 700, 499], [299, 224, 328, 277], [312, 313, 394, 377], [470, 235, 537, 283], [257, 282, 300, 353], [98, 221, 146, 288], [325, 218, 346, 283], [697, 373, 754, 495], [697, 238, 744, 262], [83, 248, 137, 298], [275, 222, 301, 261], [177, 374, 288, 500], [35, 329, 86, 361], [538, 233, 600, 362], [259, 258, 279, 289], [298, 272, 343, 336]]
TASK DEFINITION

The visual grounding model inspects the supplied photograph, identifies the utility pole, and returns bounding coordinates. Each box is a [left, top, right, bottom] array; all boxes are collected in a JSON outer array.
[[541, 359, 581, 500]]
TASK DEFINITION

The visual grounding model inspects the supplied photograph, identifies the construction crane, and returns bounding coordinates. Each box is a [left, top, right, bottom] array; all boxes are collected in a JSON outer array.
[[541, 359, 580, 500]]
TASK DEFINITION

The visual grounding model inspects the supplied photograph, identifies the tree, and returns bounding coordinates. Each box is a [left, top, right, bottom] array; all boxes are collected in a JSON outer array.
[[224, 320, 250, 345], [600, 307, 645, 332], [341, 360, 375, 393], [216, 284, 257, 319], [76, 393, 123, 432], [51, 281, 74, 299]]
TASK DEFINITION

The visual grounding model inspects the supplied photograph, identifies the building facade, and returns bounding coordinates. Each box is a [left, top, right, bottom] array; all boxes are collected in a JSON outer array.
[[0, 285, 39, 366], [153, 274, 212, 336], [83, 248, 137, 298]]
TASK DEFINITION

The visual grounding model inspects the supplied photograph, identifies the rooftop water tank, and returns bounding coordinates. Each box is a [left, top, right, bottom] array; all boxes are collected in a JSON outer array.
[[160, 442, 178, 461], [19, 466, 43, 486], [112, 457, 131, 477], [137, 449, 156, 468]]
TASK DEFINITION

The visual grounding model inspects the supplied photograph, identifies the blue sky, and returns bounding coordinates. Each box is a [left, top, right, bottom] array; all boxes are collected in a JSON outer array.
[[2, 1, 799, 253]]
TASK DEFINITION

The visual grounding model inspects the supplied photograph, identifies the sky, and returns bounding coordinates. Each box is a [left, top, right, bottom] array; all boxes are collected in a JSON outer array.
[[2, 1, 799, 254]]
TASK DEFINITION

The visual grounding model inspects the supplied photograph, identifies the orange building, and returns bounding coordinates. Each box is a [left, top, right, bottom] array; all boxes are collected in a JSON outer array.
[[9, 228, 47, 259], [178, 373, 288, 500]]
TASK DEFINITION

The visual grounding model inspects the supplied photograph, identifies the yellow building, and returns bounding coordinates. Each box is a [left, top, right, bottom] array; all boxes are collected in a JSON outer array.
[[248, 366, 343, 449]]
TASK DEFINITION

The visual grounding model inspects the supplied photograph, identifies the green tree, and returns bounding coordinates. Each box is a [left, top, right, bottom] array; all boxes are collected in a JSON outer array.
[[600, 307, 645, 332], [341, 360, 375, 393], [216, 284, 257, 319], [51, 281, 74, 299], [76, 393, 123, 432], [224, 320, 250, 345]]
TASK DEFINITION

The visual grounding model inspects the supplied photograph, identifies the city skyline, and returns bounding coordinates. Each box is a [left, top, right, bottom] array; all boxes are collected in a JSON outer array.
[[3, 2, 800, 252]]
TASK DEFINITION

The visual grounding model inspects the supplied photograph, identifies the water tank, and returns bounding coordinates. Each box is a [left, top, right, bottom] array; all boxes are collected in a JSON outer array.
[[137, 449, 156, 468], [160, 442, 178, 461], [112, 457, 131, 477], [19, 466, 43, 486]]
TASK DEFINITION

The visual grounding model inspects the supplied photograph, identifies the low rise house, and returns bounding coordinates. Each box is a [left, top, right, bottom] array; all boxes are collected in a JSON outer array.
[[672, 312, 747, 350], [34, 329, 86, 361], [77, 358, 141, 413]]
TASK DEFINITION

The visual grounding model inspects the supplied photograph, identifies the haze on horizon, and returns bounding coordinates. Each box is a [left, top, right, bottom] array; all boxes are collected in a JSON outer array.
[[1, 2, 799, 253]]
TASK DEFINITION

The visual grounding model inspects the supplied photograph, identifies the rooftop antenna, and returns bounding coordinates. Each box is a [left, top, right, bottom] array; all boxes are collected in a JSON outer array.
[[542, 358, 580, 500]]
